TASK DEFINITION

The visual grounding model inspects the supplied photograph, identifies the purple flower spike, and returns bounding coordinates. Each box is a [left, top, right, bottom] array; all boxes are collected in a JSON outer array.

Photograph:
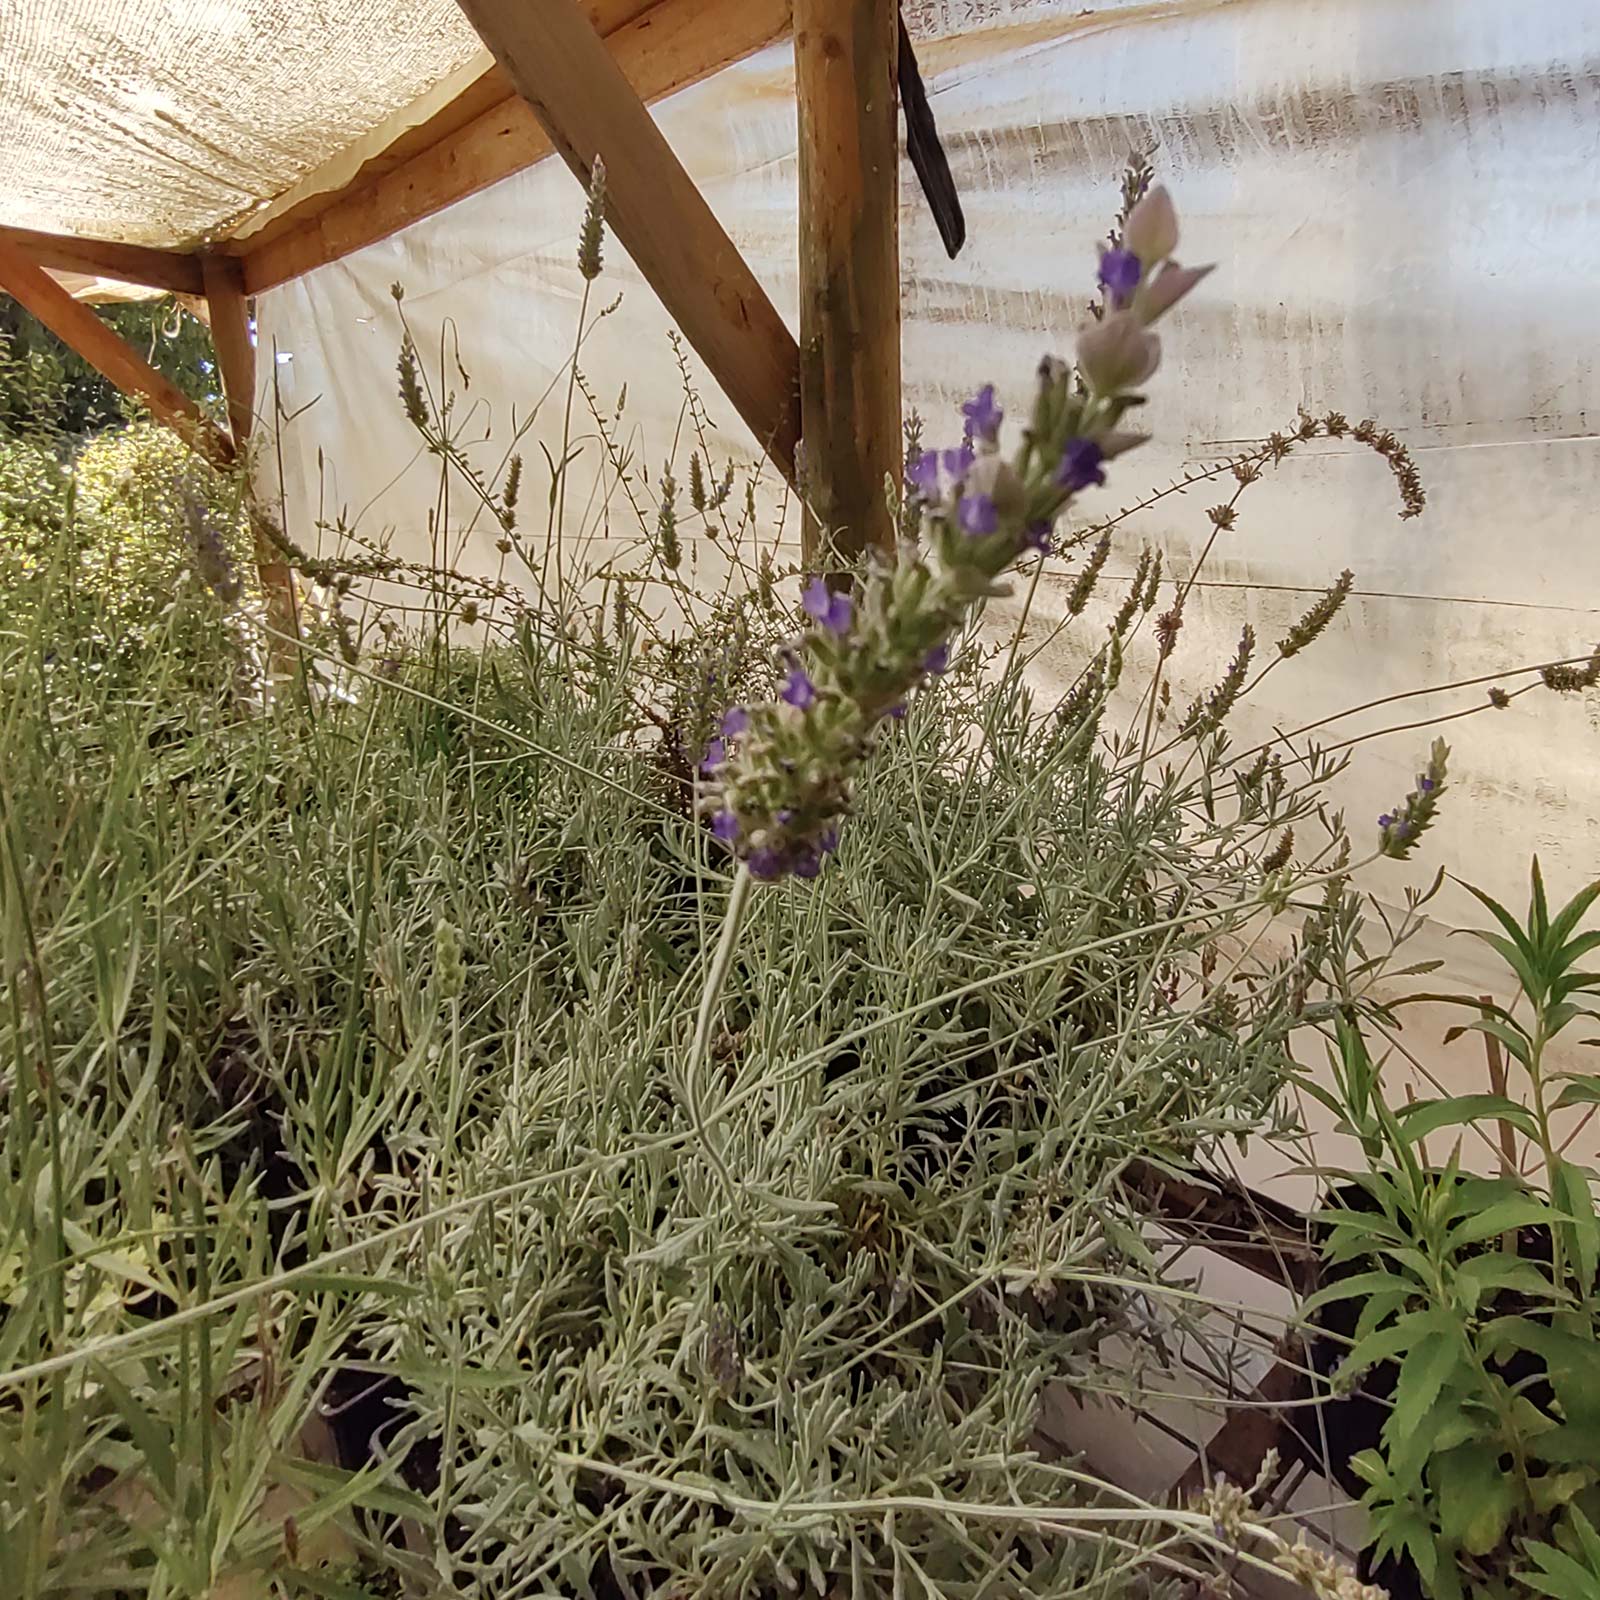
[[1057, 438, 1107, 494], [781, 666, 817, 710], [958, 494, 999, 537], [941, 441, 976, 484], [802, 576, 854, 636], [1419, 776, 1436, 793], [1377, 813, 1394, 828], [748, 846, 787, 881], [792, 846, 823, 880], [1098, 247, 1143, 307], [886, 703, 907, 720], [720, 706, 749, 737], [923, 642, 950, 676], [711, 810, 740, 842], [700, 738, 726, 775], [961, 383, 1004, 443], [906, 449, 941, 497], [1023, 520, 1053, 554], [776, 808, 794, 825], [819, 826, 840, 855]]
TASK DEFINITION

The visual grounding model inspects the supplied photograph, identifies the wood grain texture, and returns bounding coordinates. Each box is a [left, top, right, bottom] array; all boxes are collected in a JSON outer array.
[[795, 0, 901, 558], [201, 255, 256, 445], [451, 0, 801, 482], [0, 225, 204, 296], [200, 252, 300, 638], [239, 0, 793, 297], [0, 234, 230, 464]]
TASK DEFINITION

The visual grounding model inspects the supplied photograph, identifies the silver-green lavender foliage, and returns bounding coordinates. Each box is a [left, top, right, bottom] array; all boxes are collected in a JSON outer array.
[[700, 187, 1212, 879]]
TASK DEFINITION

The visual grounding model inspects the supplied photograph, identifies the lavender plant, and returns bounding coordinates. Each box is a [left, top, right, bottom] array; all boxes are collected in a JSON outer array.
[[700, 186, 1211, 881]]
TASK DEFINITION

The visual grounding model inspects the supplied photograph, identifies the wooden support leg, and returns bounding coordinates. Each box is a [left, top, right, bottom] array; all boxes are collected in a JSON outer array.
[[795, 0, 902, 563], [451, 0, 801, 485], [201, 254, 299, 644]]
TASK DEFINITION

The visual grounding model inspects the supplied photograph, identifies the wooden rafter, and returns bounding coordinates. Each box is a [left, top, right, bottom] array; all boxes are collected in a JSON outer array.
[[451, 0, 801, 481], [795, 0, 901, 558], [234, 0, 792, 297], [0, 225, 203, 296]]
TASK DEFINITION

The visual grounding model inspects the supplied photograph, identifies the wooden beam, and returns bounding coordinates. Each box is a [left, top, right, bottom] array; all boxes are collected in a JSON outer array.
[[237, 0, 792, 297], [450, 0, 800, 481], [0, 233, 230, 465], [0, 225, 204, 297], [794, 0, 901, 558]]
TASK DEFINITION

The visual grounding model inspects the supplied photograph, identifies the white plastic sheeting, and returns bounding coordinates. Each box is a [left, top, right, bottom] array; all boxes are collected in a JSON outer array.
[[255, 0, 1600, 1033]]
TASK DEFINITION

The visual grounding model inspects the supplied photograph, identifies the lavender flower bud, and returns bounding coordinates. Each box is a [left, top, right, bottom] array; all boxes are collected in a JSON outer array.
[[1121, 184, 1179, 265], [1136, 260, 1214, 323], [578, 156, 607, 281], [1077, 312, 1161, 393], [1377, 739, 1449, 859], [1181, 624, 1254, 737]]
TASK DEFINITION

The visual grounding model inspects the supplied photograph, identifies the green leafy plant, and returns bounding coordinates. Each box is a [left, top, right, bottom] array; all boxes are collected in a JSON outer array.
[[1303, 862, 1600, 1598]]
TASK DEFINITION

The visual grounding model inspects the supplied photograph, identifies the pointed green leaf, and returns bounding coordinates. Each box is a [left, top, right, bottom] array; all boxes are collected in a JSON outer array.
[[1433, 1440, 1516, 1556], [1383, 1329, 1467, 1465], [1461, 1016, 1534, 1067], [1300, 1270, 1417, 1318], [1463, 880, 1539, 967], [1340, 1307, 1450, 1382], [1450, 1195, 1560, 1248], [1466, 929, 1544, 1006], [1554, 1077, 1600, 1109], [1394, 1094, 1538, 1145], [1551, 1158, 1599, 1295], [1549, 880, 1600, 948]]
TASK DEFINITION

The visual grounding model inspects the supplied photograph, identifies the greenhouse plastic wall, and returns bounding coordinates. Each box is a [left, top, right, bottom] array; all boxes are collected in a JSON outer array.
[[256, 0, 1600, 1117]]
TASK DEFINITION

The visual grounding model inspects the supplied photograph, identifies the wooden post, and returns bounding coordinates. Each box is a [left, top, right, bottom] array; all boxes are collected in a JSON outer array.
[[451, 0, 801, 484], [201, 254, 256, 446], [795, 0, 902, 562], [202, 253, 299, 641]]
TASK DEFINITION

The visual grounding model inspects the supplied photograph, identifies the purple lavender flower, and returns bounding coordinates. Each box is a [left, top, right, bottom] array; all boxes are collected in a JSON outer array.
[[711, 810, 740, 842], [720, 707, 749, 737], [819, 826, 840, 855], [748, 846, 788, 881], [791, 846, 823, 880], [923, 642, 950, 676], [802, 576, 854, 636], [1057, 438, 1107, 493], [1098, 247, 1143, 307], [906, 449, 941, 497], [700, 738, 726, 775], [1023, 520, 1053, 554], [886, 703, 907, 720], [1419, 776, 1436, 793], [958, 493, 999, 537], [941, 441, 976, 484], [1377, 813, 1394, 829], [781, 666, 817, 710], [961, 383, 1004, 443]]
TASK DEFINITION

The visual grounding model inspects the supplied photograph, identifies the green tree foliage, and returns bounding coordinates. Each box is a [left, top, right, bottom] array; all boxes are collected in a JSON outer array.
[[0, 293, 221, 443]]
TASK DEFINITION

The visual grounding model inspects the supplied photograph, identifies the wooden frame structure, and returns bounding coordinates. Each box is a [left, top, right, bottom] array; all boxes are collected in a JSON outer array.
[[0, 0, 908, 587]]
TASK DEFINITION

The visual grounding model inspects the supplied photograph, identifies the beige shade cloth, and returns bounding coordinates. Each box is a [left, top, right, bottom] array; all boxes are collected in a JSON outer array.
[[0, 0, 483, 245]]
